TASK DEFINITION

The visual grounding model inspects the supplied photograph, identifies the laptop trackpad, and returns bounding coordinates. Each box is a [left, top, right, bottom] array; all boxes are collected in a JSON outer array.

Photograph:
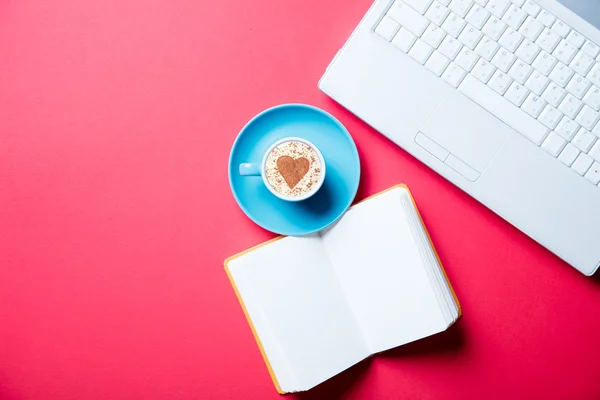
[[420, 93, 507, 173]]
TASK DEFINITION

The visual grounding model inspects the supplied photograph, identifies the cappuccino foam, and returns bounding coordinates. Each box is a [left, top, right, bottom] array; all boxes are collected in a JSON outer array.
[[265, 141, 322, 197]]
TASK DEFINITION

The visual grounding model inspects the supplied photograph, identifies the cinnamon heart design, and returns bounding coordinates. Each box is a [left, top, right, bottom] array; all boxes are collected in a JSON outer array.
[[276, 156, 310, 189]]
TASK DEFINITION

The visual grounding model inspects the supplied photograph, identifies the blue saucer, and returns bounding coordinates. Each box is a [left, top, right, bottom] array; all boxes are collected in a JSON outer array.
[[228, 104, 360, 236]]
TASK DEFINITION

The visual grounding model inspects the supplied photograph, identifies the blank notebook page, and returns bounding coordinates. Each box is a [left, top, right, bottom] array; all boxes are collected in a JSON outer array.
[[320, 188, 447, 353], [227, 235, 369, 392]]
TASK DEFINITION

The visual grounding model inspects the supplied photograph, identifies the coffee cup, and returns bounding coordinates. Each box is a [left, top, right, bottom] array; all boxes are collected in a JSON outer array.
[[239, 137, 326, 202]]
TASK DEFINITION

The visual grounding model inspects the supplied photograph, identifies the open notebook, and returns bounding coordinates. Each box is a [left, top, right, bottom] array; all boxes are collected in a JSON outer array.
[[225, 185, 461, 394]]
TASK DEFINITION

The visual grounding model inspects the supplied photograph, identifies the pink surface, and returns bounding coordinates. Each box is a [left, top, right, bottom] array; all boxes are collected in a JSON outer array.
[[1, 1, 600, 399]]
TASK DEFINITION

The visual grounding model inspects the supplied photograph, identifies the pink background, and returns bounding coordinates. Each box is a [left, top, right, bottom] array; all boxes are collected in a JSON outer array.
[[1, 1, 600, 399]]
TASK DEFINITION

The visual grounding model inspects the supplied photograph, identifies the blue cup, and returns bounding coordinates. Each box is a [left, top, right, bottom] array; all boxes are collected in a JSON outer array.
[[239, 137, 327, 202]]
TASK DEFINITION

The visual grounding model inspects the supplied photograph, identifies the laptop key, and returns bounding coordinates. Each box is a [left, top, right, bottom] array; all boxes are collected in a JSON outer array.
[[522, 0, 540, 17], [537, 10, 556, 27], [566, 31, 585, 48], [589, 142, 600, 161], [472, 58, 496, 82], [558, 93, 583, 119], [553, 40, 578, 64], [442, 62, 467, 86], [537, 28, 561, 53], [554, 116, 579, 141], [426, 1, 451, 26], [388, 2, 429, 36], [456, 47, 479, 70], [439, 36, 463, 59], [575, 105, 600, 130], [404, 0, 435, 14], [541, 82, 566, 107], [458, 24, 483, 49], [572, 153, 594, 174], [551, 20, 571, 39], [425, 51, 451, 75], [549, 62, 574, 88], [588, 63, 600, 87], [584, 162, 600, 184], [566, 75, 591, 99], [409, 39, 435, 64], [465, 4, 490, 29], [489, 70, 513, 94], [422, 24, 447, 48], [558, 143, 580, 166], [532, 51, 558, 75], [538, 104, 562, 129], [570, 52, 595, 76], [502, 4, 527, 30], [475, 35, 500, 60], [392, 27, 418, 52], [541, 132, 566, 156], [515, 40, 540, 64], [499, 28, 523, 52], [519, 16, 543, 41], [505, 81, 529, 106], [508, 59, 532, 84], [448, 0, 474, 18], [486, 0, 510, 18], [525, 71, 549, 95], [376, 16, 401, 41], [581, 41, 600, 58], [583, 86, 600, 111], [482, 16, 507, 41], [442, 12, 467, 37], [492, 47, 516, 72], [522, 93, 546, 117], [572, 129, 597, 152]]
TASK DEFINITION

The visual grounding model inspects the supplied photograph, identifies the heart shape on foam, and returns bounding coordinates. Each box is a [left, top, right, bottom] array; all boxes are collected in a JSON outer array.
[[276, 156, 310, 189]]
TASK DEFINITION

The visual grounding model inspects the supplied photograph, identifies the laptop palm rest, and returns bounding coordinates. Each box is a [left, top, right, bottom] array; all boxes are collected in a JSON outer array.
[[419, 93, 508, 175]]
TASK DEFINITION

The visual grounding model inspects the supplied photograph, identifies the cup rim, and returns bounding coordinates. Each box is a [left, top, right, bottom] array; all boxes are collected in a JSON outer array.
[[261, 137, 326, 202]]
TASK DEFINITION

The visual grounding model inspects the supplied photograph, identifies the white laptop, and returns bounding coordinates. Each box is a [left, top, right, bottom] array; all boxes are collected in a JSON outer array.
[[320, 0, 600, 276]]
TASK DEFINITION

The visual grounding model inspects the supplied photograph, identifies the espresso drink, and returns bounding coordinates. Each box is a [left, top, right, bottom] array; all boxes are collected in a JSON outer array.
[[265, 140, 322, 197]]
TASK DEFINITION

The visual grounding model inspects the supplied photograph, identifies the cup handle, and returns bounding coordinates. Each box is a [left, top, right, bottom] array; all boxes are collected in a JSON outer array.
[[239, 163, 261, 176]]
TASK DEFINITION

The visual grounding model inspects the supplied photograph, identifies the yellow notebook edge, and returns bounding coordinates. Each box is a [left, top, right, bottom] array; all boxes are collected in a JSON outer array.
[[224, 236, 286, 395], [400, 184, 463, 319], [223, 184, 462, 395]]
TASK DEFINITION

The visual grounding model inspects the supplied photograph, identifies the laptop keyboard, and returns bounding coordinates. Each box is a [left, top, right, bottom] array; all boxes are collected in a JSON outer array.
[[375, 0, 600, 187]]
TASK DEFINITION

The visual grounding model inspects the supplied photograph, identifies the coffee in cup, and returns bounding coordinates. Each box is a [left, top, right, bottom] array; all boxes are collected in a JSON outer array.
[[264, 140, 322, 197], [239, 137, 326, 202]]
